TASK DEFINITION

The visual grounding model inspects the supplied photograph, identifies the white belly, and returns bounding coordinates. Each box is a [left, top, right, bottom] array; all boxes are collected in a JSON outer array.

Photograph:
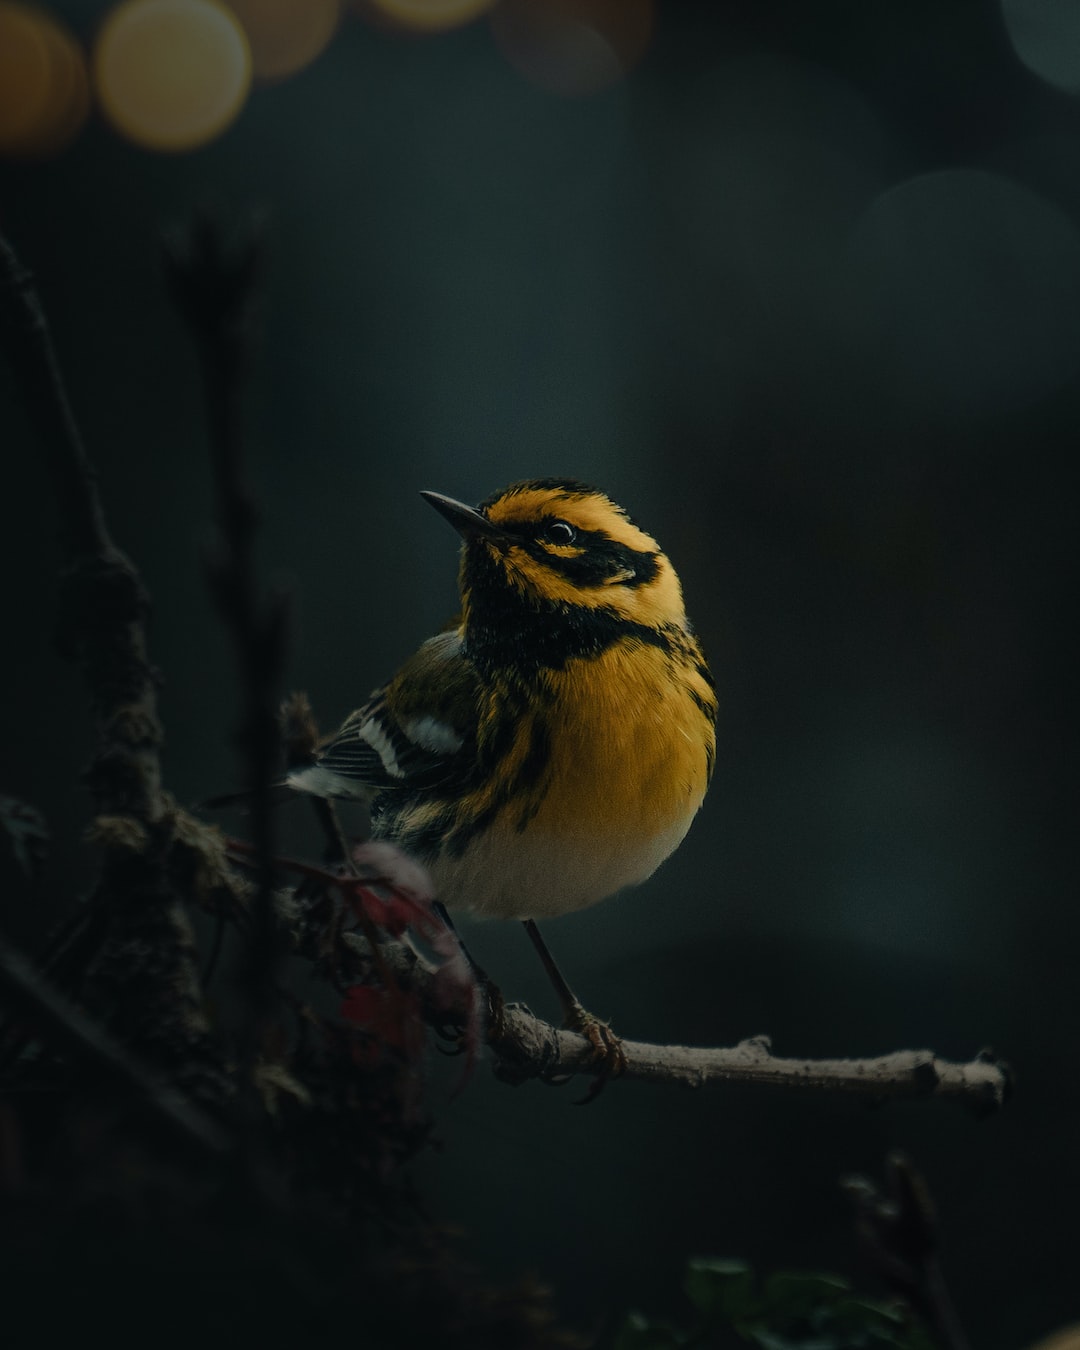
[[429, 810, 696, 920]]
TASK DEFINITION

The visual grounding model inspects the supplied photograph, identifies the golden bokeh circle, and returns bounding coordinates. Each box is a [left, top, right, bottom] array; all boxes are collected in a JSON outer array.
[[0, 6, 53, 151], [0, 3, 89, 157], [357, 0, 496, 36], [226, 0, 340, 82], [491, 0, 653, 97], [94, 0, 252, 152]]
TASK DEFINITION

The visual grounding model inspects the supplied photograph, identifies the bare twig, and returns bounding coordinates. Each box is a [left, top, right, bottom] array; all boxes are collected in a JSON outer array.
[[163, 214, 289, 1061], [0, 232, 159, 818], [844, 1152, 970, 1350], [0, 237, 109, 561], [226, 749, 1009, 1116], [351, 932, 1010, 1113]]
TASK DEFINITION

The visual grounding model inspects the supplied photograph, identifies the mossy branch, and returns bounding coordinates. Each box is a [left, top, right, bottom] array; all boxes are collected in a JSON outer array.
[[0, 228, 224, 1099]]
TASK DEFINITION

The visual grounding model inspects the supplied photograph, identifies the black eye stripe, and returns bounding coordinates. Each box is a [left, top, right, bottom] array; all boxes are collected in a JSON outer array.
[[487, 518, 659, 587], [528, 529, 659, 588]]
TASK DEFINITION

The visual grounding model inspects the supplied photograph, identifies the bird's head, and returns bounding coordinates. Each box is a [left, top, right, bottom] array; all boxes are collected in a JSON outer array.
[[421, 478, 688, 633]]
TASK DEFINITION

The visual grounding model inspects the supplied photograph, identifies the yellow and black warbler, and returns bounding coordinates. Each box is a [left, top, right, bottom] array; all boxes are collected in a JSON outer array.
[[290, 479, 716, 1050]]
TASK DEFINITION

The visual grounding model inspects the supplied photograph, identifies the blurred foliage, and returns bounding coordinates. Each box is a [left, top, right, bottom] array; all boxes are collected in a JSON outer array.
[[0, 795, 48, 881], [612, 1259, 934, 1350]]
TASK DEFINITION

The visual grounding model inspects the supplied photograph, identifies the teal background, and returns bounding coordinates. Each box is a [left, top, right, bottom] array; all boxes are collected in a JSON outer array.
[[2, 1, 1077, 1342]]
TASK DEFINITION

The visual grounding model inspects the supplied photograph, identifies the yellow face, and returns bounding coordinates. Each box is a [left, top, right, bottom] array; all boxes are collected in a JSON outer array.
[[473, 479, 688, 631]]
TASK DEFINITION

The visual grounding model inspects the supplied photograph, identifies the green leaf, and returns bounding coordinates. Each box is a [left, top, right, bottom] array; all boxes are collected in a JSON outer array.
[[829, 1294, 935, 1348], [683, 1258, 759, 1323], [898, 1324, 938, 1350], [612, 1311, 686, 1350], [0, 795, 48, 878], [761, 1272, 851, 1318], [751, 1332, 838, 1350], [830, 1297, 905, 1331]]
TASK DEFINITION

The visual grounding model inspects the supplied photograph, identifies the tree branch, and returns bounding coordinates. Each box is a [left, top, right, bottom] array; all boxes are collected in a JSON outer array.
[[274, 789, 1010, 1114], [0, 234, 110, 561], [357, 933, 1010, 1114], [163, 213, 288, 1065], [0, 228, 224, 1100], [0, 231, 160, 818]]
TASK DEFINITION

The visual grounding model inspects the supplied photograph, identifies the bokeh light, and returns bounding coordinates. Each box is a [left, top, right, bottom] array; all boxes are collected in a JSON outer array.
[[1001, 0, 1080, 95], [226, 0, 340, 82], [356, 0, 496, 36], [0, 3, 89, 158], [490, 0, 652, 97], [94, 0, 252, 152], [844, 169, 1080, 418]]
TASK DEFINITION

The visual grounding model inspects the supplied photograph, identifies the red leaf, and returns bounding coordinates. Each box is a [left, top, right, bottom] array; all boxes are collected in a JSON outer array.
[[225, 836, 482, 1083], [339, 983, 426, 1064]]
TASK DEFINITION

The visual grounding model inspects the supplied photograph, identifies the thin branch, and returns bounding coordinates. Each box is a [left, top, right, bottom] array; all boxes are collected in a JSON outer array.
[[0, 234, 110, 559], [355, 933, 1011, 1114], [0, 229, 160, 818], [163, 214, 288, 1060], [233, 760, 1010, 1116]]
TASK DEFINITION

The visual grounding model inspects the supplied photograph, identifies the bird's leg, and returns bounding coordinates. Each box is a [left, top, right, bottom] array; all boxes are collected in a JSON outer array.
[[433, 901, 506, 1040], [521, 919, 626, 1089], [434, 900, 476, 968]]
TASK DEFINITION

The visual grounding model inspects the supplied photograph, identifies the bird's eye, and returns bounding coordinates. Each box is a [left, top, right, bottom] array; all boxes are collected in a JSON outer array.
[[543, 520, 577, 546]]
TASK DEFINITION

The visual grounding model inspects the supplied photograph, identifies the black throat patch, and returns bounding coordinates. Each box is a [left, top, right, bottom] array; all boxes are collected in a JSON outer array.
[[462, 541, 672, 675]]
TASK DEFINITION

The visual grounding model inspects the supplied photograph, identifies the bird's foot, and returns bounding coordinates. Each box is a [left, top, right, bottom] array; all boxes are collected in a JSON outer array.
[[562, 1001, 626, 1103], [432, 969, 504, 1058]]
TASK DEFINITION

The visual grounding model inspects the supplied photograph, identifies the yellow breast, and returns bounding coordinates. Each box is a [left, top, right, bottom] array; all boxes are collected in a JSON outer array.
[[434, 639, 715, 920], [533, 641, 712, 838]]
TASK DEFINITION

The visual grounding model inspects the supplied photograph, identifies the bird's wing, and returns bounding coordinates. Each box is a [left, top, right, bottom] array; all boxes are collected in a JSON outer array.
[[288, 629, 479, 800]]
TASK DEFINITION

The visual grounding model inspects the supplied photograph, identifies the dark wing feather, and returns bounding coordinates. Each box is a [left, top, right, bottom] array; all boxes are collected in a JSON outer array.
[[288, 629, 479, 801]]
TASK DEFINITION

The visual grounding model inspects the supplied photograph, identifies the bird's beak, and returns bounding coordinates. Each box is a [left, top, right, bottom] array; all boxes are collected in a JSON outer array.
[[420, 490, 506, 543]]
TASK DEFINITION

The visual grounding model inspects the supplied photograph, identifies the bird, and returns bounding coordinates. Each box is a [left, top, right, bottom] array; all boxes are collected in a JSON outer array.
[[289, 478, 717, 1067]]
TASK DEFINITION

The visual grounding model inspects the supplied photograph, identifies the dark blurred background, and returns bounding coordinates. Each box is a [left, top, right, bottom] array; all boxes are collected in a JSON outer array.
[[1, 0, 1077, 1343]]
